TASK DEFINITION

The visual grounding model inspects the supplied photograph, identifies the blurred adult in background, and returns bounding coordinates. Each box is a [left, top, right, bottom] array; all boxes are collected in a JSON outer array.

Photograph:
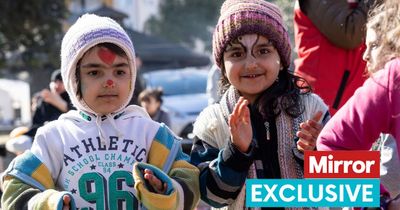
[[139, 88, 171, 127], [294, 0, 380, 115], [206, 64, 221, 105], [28, 69, 73, 137]]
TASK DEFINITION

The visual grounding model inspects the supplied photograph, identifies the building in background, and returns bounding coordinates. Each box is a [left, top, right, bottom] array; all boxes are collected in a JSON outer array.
[[66, 0, 160, 32], [0, 79, 31, 130], [115, 0, 160, 31], [65, 0, 209, 71]]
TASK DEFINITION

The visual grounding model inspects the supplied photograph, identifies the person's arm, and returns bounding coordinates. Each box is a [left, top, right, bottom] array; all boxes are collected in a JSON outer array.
[[3, 123, 75, 210], [41, 89, 68, 112], [133, 124, 200, 210], [190, 136, 255, 207], [1, 151, 75, 210], [190, 97, 255, 207], [299, 0, 377, 49], [1, 176, 40, 210]]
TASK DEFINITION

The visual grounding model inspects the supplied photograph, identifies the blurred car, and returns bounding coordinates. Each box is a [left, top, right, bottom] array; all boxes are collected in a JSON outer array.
[[142, 67, 209, 153]]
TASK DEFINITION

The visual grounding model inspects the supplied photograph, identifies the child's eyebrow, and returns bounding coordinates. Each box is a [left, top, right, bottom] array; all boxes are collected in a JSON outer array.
[[80, 62, 129, 68], [80, 63, 102, 68], [257, 41, 274, 47], [113, 63, 129, 68], [225, 45, 243, 52]]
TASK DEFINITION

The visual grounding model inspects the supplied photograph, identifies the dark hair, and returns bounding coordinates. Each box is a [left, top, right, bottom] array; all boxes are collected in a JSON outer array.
[[138, 88, 164, 104], [219, 64, 311, 121], [51, 69, 62, 82], [75, 43, 128, 99]]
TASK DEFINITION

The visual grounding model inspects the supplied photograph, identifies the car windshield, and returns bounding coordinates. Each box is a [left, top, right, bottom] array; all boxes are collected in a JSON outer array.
[[143, 68, 208, 96]]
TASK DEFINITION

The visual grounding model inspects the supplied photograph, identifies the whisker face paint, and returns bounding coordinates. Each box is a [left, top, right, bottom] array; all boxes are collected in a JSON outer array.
[[98, 47, 116, 65]]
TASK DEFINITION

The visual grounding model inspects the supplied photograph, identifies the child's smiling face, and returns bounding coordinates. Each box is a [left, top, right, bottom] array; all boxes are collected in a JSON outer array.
[[223, 34, 282, 103], [79, 46, 131, 115]]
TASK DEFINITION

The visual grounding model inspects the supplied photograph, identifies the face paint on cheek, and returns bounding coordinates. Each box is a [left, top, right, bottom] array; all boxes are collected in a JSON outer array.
[[97, 47, 116, 65]]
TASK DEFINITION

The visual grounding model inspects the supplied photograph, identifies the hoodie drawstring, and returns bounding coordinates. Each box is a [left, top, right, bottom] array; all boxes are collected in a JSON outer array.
[[95, 114, 124, 146], [96, 115, 107, 145], [107, 114, 123, 138]]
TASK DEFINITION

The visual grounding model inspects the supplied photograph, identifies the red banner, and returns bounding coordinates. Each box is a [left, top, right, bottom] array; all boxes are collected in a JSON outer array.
[[304, 151, 380, 178]]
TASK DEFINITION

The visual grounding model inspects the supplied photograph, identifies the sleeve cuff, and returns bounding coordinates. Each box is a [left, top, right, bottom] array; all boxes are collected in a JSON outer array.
[[221, 139, 255, 171], [132, 162, 179, 210], [28, 190, 76, 210], [292, 137, 305, 159]]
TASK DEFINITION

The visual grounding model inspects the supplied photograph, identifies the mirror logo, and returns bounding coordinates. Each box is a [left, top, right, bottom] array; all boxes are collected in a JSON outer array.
[[246, 151, 380, 208]]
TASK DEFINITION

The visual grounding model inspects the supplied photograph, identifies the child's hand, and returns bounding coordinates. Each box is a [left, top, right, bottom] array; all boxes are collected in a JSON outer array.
[[296, 111, 323, 152], [143, 168, 167, 194], [229, 97, 252, 153], [62, 194, 71, 210]]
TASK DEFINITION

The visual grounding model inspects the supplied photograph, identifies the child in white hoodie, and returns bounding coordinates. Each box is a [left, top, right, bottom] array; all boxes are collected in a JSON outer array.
[[1, 14, 199, 210]]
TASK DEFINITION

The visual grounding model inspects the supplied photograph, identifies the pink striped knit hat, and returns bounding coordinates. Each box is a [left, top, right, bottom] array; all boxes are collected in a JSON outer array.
[[213, 0, 291, 69]]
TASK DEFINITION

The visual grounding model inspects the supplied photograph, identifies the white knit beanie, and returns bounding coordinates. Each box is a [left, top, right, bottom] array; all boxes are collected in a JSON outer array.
[[61, 14, 136, 115]]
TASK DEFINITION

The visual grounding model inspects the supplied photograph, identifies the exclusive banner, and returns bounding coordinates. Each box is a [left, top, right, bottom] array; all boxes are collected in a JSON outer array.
[[245, 151, 381, 208], [246, 178, 379, 207]]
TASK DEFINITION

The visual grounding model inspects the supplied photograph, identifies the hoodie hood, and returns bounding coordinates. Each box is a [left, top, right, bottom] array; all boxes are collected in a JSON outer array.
[[60, 14, 136, 115]]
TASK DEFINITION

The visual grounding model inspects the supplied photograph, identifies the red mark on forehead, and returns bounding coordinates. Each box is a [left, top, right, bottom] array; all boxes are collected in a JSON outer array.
[[106, 79, 114, 86], [98, 47, 116, 65]]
